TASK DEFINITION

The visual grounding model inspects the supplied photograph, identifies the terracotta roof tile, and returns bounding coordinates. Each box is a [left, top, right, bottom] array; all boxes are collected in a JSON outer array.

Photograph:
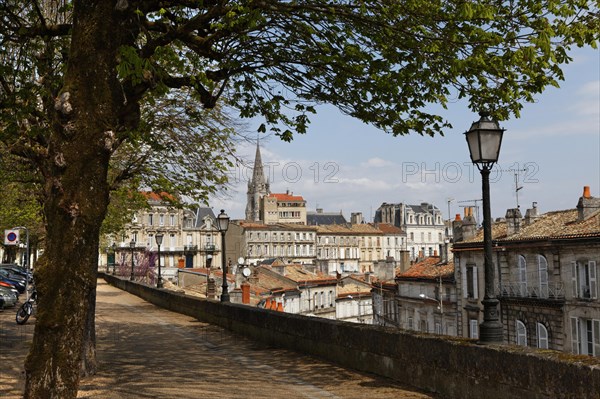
[[397, 256, 454, 281], [460, 209, 600, 244], [371, 223, 405, 234], [316, 224, 383, 234], [269, 193, 305, 202]]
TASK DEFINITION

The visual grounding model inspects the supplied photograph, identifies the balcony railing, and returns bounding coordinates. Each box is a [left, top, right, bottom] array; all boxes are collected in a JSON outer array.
[[498, 281, 564, 300], [200, 244, 218, 252]]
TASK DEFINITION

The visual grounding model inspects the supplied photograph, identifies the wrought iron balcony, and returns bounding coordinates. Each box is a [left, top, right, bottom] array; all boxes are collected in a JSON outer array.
[[498, 281, 564, 300], [201, 244, 218, 252]]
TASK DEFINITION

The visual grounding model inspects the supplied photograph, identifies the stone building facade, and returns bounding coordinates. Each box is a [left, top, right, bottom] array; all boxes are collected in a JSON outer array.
[[453, 186, 600, 355], [374, 202, 446, 260]]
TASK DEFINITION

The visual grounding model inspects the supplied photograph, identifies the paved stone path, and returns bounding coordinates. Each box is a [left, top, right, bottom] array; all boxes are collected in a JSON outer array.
[[1, 279, 437, 398]]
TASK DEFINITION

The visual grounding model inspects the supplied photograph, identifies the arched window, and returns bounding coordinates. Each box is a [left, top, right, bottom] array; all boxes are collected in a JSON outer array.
[[537, 323, 549, 349], [538, 255, 548, 298], [518, 255, 527, 296], [516, 320, 527, 346]]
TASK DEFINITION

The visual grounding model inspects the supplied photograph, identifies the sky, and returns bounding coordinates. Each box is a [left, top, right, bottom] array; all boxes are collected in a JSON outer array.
[[211, 46, 600, 223]]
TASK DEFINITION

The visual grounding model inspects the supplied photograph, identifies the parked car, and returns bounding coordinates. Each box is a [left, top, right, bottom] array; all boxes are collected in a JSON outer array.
[[0, 264, 32, 283], [0, 287, 18, 308], [0, 271, 26, 294], [0, 282, 19, 297]]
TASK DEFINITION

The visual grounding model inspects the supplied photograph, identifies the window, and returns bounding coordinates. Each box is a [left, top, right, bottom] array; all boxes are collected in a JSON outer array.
[[465, 264, 478, 299], [572, 260, 597, 299], [537, 323, 549, 349], [571, 317, 600, 356], [435, 322, 442, 335], [170, 234, 176, 248], [469, 319, 479, 339], [170, 214, 175, 226], [516, 320, 527, 346], [159, 214, 164, 226], [518, 255, 527, 296], [538, 255, 549, 298], [408, 317, 414, 330], [148, 214, 154, 226]]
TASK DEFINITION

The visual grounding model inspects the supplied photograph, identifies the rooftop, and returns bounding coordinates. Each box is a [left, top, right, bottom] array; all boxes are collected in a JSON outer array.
[[458, 208, 600, 245], [316, 224, 383, 235], [269, 193, 305, 202], [396, 256, 454, 281]]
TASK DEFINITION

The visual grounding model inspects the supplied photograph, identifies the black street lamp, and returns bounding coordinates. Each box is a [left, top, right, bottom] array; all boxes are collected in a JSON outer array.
[[216, 209, 230, 302], [155, 233, 164, 288], [129, 239, 136, 281], [111, 242, 117, 275], [465, 111, 505, 344]]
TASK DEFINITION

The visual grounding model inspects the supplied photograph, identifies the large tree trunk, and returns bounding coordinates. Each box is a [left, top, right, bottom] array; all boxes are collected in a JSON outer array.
[[24, 2, 126, 397]]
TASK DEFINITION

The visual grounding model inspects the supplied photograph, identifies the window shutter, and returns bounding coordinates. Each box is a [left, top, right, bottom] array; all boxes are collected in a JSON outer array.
[[462, 265, 468, 298], [473, 267, 479, 298], [589, 261, 597, 299], [571, 317, 580, 354], [593, 320, 600, 356], [571, 261, 578, 298]]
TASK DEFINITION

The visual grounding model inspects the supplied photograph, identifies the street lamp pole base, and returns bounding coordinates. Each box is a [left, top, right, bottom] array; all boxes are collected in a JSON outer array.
[[220, 293, 230, 302], [157, 279, 163, 289], [479, 297, 503, 344]]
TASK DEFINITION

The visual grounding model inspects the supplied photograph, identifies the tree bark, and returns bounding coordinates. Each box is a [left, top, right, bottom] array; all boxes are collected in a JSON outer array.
[[23, 2, 126, 397]]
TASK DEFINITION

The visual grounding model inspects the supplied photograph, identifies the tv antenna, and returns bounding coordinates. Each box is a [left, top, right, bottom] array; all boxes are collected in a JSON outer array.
[[511, 169, 527, 209]]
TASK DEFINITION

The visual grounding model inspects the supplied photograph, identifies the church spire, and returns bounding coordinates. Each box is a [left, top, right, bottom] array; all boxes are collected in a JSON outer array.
[[245, 138, 270, 221], [252, 139, 266, 187]]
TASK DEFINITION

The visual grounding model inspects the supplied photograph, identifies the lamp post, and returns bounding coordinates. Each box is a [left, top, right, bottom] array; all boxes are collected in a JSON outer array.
[[155, 233, 164, 288], [465, 111, 504, 344], [129, 239, 136, 281], [216, 209, 230, 302], [111, 243, 117, 275]]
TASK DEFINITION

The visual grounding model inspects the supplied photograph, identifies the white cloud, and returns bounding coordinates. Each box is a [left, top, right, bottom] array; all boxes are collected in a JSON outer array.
[[360, 157, 395, 168]]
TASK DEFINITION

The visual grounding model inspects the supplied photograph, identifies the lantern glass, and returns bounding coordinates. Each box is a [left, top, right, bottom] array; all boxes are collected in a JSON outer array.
[[465, 112, 504, 164], [216, 210, 230, 232]]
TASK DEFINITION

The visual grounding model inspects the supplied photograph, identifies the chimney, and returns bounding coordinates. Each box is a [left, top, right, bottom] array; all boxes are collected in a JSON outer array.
[[452, 213, 463, 242], [577, 186, 600, 221], [241, 282, 250, 304], [462, 207, 477, 240], [524, 202, 540, 226], [505, 208, 523, 236], [207, 277, 216, 299], [351, 212, 363, 224], [398, 250, 410, 273]]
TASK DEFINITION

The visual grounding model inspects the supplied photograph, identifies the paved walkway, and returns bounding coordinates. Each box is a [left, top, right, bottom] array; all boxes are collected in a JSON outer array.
[[1, 279, 437, 398]]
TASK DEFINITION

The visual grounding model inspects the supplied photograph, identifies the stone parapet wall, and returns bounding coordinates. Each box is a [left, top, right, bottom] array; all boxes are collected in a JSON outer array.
[[104, 274, 600, 399]]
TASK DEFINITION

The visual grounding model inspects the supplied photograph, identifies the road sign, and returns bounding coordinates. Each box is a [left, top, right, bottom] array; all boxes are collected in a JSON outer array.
[[4, 229, 19, 245]]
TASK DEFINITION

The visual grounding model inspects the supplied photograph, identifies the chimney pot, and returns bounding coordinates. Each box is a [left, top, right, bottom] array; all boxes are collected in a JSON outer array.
[[583, 186, 591, 199], [455, 213, 461, 221]]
